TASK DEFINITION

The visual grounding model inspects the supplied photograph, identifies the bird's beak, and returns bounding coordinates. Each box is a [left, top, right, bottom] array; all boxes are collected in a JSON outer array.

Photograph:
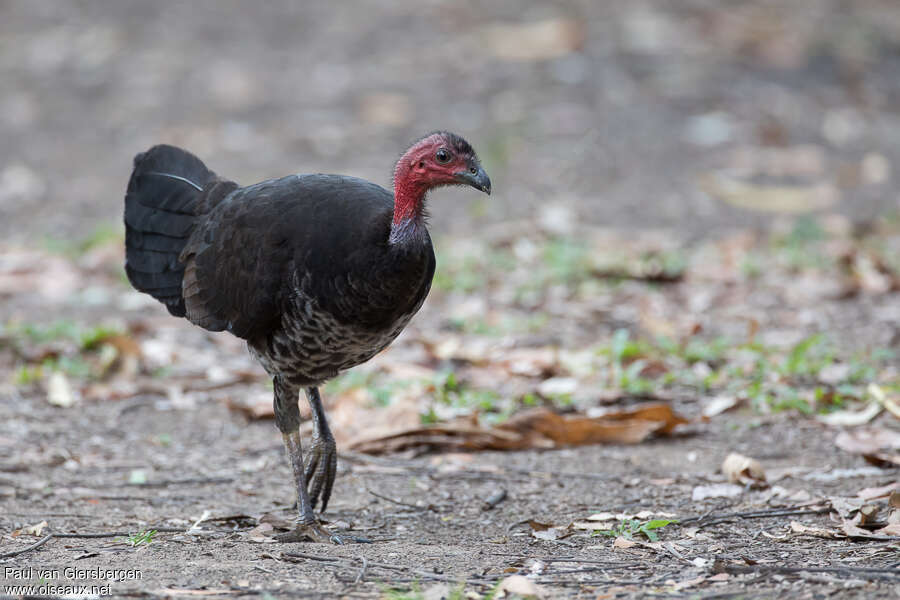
[[455, 166, 492, 195]]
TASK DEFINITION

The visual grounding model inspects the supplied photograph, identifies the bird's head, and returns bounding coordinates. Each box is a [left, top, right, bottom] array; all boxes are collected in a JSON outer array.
[[393, 131, 492, 198]]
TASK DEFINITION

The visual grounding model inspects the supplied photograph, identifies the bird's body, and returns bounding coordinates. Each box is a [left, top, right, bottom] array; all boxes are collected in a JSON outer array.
[[124, 132, 490, 543]]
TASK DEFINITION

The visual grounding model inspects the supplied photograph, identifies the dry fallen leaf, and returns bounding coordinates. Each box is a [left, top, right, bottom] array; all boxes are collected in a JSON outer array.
[[348, 404, 687, 454], [670, 575, 708, 591], [828, 496, 866, 517], [702, 395, 740, 418], [495, 574, 543, 599], [46, 371, 77, 407], [816, 401, 882, 426], [874, 508, 900, 537], [791, 521, 841, 539], [835, 428, 900, 467], [722, 453, 767, 487], [841, 518, 876, 538], [244, 522, 276, 543], [613, 536, 638, 549], [868, 383, 900, 420], [574, 510, 677, 531], [857, 504, 881, 528], [532, 526, 569, 541], [12, 520, 48, 537]]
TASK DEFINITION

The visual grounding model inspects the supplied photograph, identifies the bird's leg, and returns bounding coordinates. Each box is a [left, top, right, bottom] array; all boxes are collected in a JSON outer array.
[[303, 386, 337, 511], [271, 377, 343, 544]]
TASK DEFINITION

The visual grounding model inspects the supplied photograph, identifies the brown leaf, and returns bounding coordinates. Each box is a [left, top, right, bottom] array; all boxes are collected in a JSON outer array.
[[791, 521, 841, 539], [840, 518, 875, 538], [347, 404, 687, 455], [858, 482, 899, 501], [501, 406, 668, 444], [874, 509, 900, 537], [855, 504, 881, 528], [836, 428, 900, 466], [613, 536, 638, 549], [245, 522, 276, 543], [874, 522, 900, 537], [580, 402, 689, 435], [526, 520, 555, 532]]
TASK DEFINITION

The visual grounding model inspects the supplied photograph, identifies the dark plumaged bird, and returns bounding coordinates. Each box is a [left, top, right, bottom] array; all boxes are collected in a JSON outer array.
[[123, 132, 490, 543]]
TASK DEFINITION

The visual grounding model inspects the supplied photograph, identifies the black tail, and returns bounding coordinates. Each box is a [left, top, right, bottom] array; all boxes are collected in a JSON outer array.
[[124, 145, 215, 317]]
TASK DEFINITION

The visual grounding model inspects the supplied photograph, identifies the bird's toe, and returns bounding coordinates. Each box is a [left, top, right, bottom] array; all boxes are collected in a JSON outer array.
[[274, 521, 343, 544], [305, 435, 338, 510]]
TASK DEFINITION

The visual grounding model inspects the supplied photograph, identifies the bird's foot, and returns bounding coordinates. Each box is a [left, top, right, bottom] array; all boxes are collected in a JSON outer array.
[[274, 521, 345, 544], [304, 430, 337, 511]]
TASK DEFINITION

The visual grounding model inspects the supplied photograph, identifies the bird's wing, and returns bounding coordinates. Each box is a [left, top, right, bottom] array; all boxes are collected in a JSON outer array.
[[180, 174, 394, 340]]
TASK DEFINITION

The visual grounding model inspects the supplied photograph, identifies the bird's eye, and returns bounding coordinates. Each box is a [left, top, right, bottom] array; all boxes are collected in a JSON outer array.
[[469, 166, 477, 174], [435, 148, 452, 164]]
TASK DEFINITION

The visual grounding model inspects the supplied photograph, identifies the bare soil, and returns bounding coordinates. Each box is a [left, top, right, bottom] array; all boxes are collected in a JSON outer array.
[[2, 1, 900, 599]]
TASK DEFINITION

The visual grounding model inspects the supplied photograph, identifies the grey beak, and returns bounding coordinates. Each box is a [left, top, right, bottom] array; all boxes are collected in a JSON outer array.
[[456, 166, 492, 195]]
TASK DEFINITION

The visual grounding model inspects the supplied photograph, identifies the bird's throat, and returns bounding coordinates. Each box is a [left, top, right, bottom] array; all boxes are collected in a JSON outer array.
[[390, 177, 427, 245]]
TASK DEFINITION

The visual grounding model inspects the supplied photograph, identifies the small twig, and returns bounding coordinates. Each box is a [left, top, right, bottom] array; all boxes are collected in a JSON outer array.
[[54, 527, 185, 538], [281, 551, 341, 563], [714, 562, 900, 582], [119, 477, 234, 488], [486, 553, 642, 568], [354, 556, 368, 584], [681, 505, 830, 528], [0, 534, 53, 558], [366, 487, 424, 510], [3, 512, 97, 518]]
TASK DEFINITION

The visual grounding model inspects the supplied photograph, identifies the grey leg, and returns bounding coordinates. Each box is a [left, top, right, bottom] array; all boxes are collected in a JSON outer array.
[[303, 386, 338, 511], [271, 377, 343, 544]]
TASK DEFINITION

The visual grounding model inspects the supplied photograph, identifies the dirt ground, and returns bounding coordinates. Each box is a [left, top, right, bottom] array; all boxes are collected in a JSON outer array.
[[2, 1, 900, 599]]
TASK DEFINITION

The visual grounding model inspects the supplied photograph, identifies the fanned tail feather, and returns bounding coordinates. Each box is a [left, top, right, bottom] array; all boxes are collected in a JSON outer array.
[[124, 145, 214, 317]]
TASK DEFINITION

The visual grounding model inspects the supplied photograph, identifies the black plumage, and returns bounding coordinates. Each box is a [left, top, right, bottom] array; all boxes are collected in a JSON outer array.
[[124, 133, 490, 543]]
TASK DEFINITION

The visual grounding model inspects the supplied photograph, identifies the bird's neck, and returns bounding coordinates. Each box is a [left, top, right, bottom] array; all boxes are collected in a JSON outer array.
[[389, 170, 428, 246]]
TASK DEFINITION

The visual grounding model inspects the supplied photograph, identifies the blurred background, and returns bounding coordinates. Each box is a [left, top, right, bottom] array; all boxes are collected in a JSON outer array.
[[1, 5, 899, 591], [3, 0, 900, 243]]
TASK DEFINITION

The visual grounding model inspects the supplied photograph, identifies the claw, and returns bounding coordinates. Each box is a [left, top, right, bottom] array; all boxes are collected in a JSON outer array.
[[274, 521, 345, 544]]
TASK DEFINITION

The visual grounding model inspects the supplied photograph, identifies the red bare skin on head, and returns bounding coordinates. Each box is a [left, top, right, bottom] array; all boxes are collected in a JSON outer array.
[[392, 133, 471, 226]]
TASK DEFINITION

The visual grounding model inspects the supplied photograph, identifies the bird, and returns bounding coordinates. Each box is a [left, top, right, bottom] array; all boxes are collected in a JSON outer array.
[[123, 132, 491, 543]]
